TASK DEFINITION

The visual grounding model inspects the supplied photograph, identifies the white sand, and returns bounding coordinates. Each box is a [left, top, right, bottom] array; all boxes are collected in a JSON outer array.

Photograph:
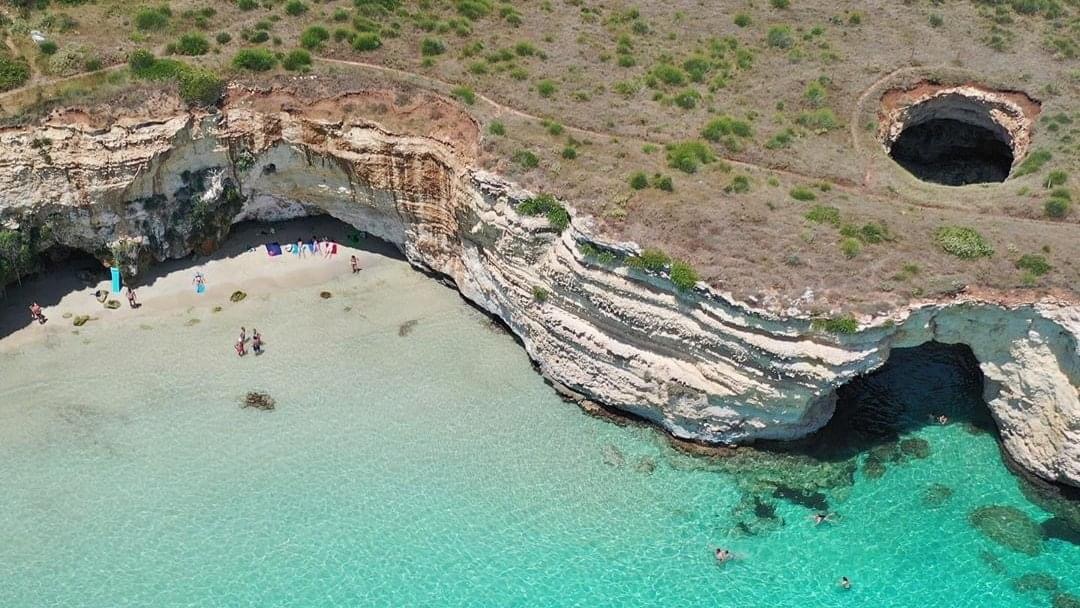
[[0, 218, 398, 353]]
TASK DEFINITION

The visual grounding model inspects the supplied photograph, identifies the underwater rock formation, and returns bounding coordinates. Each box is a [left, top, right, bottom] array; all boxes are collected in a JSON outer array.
[[0, 89, 1077, 489], [969, 505, 1043, 556]]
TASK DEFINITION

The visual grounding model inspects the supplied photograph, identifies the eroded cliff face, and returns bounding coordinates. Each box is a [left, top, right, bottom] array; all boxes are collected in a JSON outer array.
[[1, 89, 1078, 488]]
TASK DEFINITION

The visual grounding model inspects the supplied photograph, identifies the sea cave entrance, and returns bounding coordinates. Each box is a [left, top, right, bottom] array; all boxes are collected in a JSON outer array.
[[887, 94, 1016, 186]]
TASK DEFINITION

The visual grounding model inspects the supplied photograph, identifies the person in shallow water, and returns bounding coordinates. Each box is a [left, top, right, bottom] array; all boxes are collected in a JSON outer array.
[[839, 577, 851, 590], [351, 255, 361, 273], [813, 513, 835, 526], [714, 548, 733, 564], [252, 329, 263, 355]]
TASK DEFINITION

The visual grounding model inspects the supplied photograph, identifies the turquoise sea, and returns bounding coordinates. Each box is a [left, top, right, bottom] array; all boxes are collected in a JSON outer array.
[[0, 251, 1077, 607]]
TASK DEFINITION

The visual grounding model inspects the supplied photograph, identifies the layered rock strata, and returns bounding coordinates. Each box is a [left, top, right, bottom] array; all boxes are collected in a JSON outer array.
[[1, 90, 1077, 488]]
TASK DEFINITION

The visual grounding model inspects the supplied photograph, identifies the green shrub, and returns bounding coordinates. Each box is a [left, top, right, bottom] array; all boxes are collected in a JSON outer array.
[[134, 6, 170, 31], [488, 121, 505, 136], [858, 222, 890, 244], [796, 108, 839, 131], [177, 33, 210, 56], [421, 38, 446, 56], [39, 41, 58, 55], [237, 0, 258, 9], [629, 171, 649, 190], [770, 0, 790, 8], [1013, 150, 1052, 177], [332, 8, 349, 22], [669, 260, 699, 291], [216, 32, 232, 44], [933, 226, 994, 259], [300, 26, 330, 50], [805, 205, 840, 225], [517, 193, 570, 231], [512, 149, 539, 169], [178, 68, 225, 106], [536, 79, 557, 97], [0, 56, 31, 92], [652, 174, 674, 191], [803, 80, 826, 107], [929, 13, 944, 27], [353, 32, 382, 51], [532, 285, 549, 302], [1015, 254, 1051, 276], [627, 248, 670, 271], [650, 63, 686, 86], [726, 175, 751, 194], [561, 146, 577, 160], [734, 13, 751, 27], [701, 116, 752, 140], [1049, 188, 1071, 201], [232, 48, 277, 71], [451, 86, 476, 105], [766, 26, 794, 49], [284, 1, 308, 16], [1045, 170, 1068, 187], [457, 0, 493, 20], [282, 49, 312, 71], [673, 89, 701, 109], [789, 187, 816, 201], [1044, 197, 1070, 218], [666, 140, 715, 174], [813, 314, 859, 334]]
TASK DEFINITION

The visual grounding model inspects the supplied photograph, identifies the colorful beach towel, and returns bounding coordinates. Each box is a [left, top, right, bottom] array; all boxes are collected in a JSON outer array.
[[266, 242, 282, 257], [110, 267, 121, 293]]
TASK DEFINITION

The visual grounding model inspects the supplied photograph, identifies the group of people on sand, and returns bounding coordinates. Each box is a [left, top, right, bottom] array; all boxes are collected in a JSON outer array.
[[291, 235, 339, 259], [28, 284, 142, 326], [715, 511, 853, 590], [234, 326, 263, 357]]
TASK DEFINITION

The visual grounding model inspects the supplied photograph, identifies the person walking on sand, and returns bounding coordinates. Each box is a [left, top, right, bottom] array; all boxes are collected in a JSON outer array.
[[322, 237, 332, 258], [240, 326, 247, 344], [126, 287, 139, 309], [351, 255, 361, 273], [235, 338, 246, 357], [310, 235, 320, 256], [28, 302, 46, 324], [296, 238, 305, 258], [252, 329, 263, 355], [193, 272, 206, 293]]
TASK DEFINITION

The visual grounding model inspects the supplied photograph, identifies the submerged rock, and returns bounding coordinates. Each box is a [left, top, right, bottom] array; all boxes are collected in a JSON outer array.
[[1041, 517, 1080, 546], [230, 290, 247, 302], [634, 457, 656, 474], [319, 291, 332, 299], [979, 550, 1007, 575], [398, 320, 418, 337], [1011, 573, 1058, 593], [863, 456, 886, 479], [601, 444, 625, 468], [730, 493, 785, 537], [969, 505, 1043, 556], [242, 391, 275, 411], [921, 483, 954, 508], [771, 486, 829, 511], [1053, 594, 1080, 608], [869, 441, 903, 463], [900, 438, 932, 459]]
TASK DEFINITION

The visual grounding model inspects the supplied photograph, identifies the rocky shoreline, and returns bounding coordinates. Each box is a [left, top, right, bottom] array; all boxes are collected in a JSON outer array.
[[1, 88, 1077, 488]]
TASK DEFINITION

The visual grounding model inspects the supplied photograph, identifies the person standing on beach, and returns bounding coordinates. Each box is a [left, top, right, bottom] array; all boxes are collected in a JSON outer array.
[[351, 255, 361, 273], [28, 302, 46, 324], [240, 326, 246, 344], [296, 238, 305, 258], [126, 287, 138, 309], [252, 329, 263, 355], [321, 237, 332, 258], [235, 338, 246, 357], [311, 235, 320, 256]]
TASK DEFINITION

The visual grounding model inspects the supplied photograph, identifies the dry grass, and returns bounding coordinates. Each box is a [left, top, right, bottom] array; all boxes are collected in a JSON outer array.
[[0, 0, 1077, 312]]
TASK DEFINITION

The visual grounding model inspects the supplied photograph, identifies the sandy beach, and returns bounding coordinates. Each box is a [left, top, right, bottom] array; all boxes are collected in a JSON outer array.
[[0, 217, 400, 352]]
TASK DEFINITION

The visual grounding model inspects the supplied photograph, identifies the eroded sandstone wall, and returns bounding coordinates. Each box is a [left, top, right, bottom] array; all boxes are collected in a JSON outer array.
[[1, 95, 1077, 488]]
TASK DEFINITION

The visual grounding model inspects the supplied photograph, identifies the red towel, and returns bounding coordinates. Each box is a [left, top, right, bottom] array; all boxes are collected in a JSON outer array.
[[331, 243, 338, 255]]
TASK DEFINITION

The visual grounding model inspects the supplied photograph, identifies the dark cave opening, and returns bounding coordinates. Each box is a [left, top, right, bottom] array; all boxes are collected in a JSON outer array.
[[889, 117, 1014, 186]]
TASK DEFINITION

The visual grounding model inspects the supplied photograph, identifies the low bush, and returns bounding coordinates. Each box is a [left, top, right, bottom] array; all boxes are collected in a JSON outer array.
[[812, 315, 859, 334], [353, 32, 382, 51], [134, 6, 170, 31], [488, 121, 505, 136], [0, 56, 31, 92], [734, 13, 751, 27], [512, 149, 539, 169], [933, 226, 994, 259], [789, 186, 816, 201], [284, 1, 308, 16], [237, 0, 258, 9], [282, 49, 312, 71], [673, 89, 701, 109], [766, 26, 794, 49], [651, 174, 674, 191], [669, 260, 699, 291], [1013, 150, 1052, 177], [536, 79, 557, 97], [561, 146, 577, 159], [1045, 170, 1068, 187], [701, 116, 753, 141], [650, 63, 686, 86], [451, 85, 476, 105], [1044, 197, 1070, 218], [177, 33, 210, 56], [1015, 254, 1051, 276], [178, 67, 225, 106], [232, 48, 277, 71], [805, 205, 840, 225], [517, 193, 570, 231], [666, 140, 715, 174], [765, 128, 796, 149], [629, 171, 649, 190], [39, 41, 58, 55], [627, 248, 670, 271], [421, 38, 446, 56], [796, 108, 839, 131], [301, 26, 330, 50], [840, 237, 861, 258], [532, 285, 549, 302], [725, 175, 750, 194], [216, 32, 232, 44]]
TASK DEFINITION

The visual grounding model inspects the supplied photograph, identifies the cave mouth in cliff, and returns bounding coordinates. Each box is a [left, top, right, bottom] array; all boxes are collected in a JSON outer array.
[[887, 95, 1015, 186], [801, 341, 994, 462]]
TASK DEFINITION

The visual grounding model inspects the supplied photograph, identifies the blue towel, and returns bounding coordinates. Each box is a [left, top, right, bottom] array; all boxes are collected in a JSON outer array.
[[266, 242, 282, 257], [110, 267, 121, 293]]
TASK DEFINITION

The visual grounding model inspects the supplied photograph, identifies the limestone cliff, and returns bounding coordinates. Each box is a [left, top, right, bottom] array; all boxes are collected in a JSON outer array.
[[1, 89, 1077, 488]]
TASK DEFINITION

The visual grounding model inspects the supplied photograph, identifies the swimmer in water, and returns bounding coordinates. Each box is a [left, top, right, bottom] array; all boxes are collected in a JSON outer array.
[[714, 548, 732, 563], [813, 513, 834, 526], [840, 576, 851, 590]]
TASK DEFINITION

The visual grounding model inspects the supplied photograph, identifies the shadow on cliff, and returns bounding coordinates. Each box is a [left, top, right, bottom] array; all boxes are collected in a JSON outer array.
[[0, 216, 404, 342]]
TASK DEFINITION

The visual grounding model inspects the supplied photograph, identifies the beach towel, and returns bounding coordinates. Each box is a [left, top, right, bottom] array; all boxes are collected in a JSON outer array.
[[196, 282, 206, 294], [291, 243, 301, 256], [266, 242, 282, 257], [331, 243, 338, 255], [110, 267, 121, 293]]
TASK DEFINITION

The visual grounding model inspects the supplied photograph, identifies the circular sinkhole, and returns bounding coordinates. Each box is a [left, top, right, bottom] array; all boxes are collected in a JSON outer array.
[[880, 85, 1039, 187]]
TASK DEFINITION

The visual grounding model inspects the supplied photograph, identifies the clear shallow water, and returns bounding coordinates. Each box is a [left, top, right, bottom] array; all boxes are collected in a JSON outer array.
[[0, 258, 1077, 607]]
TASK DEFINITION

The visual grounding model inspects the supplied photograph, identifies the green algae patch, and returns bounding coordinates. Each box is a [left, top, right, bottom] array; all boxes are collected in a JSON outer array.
[[969, 505, 1043, 556], [862, 456, 886, 479], [1053, 593, 1080, 608], [73, 315, 91, 326], [230, 290, 247, 302], [1011, 572, 1057, 593], [922, 483, 953, 508], [900, 437, 931, 459]]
